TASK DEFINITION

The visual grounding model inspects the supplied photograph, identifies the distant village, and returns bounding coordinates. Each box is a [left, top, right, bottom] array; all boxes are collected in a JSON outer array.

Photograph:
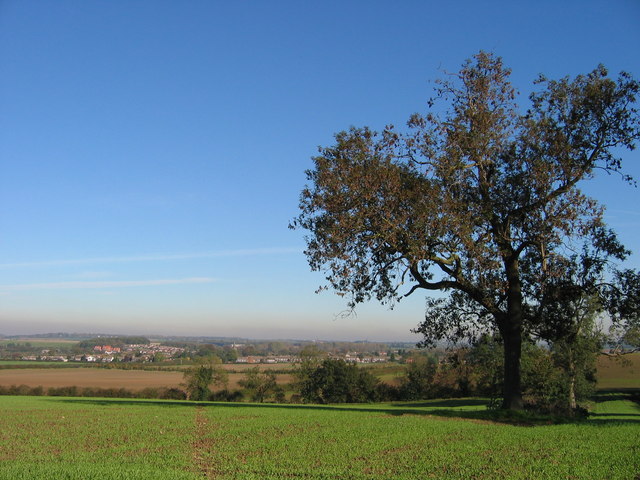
[[20, 343, 186, 363], [235, 351, 389, 365], [11, 337, 401, 365]]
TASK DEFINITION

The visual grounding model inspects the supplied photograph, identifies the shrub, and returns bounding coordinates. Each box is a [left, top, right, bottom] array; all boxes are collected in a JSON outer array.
[[299, 359, 379, 403], [138, 387, 160, 399], [48, 386, 78, 397], [399, 354, 439, 400], [238, 368, 280, 403], [210, 389, 244, 402], [158, 387, 187, 400]]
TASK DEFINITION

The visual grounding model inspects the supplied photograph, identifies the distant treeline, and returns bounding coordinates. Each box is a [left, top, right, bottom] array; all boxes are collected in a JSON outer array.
[[77, 336, 150, 348], [0, 384, 250, 402]]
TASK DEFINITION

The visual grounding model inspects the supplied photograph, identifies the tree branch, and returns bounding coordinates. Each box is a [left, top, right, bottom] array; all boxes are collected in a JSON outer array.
[[599, 347, 640, 357]]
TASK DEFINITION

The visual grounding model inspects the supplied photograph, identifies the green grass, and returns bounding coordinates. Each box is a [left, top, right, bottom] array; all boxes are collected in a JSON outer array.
[[0, 395, 638, 479]]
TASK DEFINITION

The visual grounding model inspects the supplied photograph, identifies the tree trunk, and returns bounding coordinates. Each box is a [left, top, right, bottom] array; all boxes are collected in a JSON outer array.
[[567, 347, 577, 413], [501, 325, 524, 410], [501, 255, 525, 410]]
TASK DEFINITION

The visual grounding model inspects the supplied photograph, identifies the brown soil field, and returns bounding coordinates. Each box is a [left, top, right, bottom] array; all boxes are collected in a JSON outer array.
[[596, 352, 640, 390], [0, 368, 184, 391], [0, 367, 293, 391]]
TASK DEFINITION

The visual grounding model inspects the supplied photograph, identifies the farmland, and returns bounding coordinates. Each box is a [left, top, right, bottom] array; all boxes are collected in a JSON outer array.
[[0, 367, 294, 392], [0, 353, 637, 393], [0, 394, 638, 479], [0, 368, 185, 391], [0, 354, 638, 478], [594, 353, 640, 390]]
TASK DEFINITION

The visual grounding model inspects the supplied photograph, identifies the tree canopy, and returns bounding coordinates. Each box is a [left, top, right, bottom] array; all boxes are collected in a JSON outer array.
[[292, 52, 640, 409], [182, 360, 228, 401], [298, 358, 379, 404]]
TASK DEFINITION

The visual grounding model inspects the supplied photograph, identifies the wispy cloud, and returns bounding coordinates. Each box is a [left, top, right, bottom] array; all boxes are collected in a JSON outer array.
[[69, 271, 114, 280], [0, 277, 216, 291], [0, 247, 302, 269]]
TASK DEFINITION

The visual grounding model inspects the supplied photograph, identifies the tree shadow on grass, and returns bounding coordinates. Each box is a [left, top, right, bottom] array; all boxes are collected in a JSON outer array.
[[397, 398, 489, 408], [54, 396, 640, 426], [593, 389, 640, 403]]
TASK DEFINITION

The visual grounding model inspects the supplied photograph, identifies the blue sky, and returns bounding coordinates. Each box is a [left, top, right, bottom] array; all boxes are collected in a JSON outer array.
[[1, 1, 639, 341]]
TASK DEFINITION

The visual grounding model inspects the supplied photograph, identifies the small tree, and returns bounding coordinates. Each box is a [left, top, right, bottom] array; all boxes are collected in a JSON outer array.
[[399, 354, 438, 400], [532, 232, 640, 412], [550, 333, 599, 413], [296, 345, 324, 375], [464, 335, 504, 399], [536, 286, 602, 413], [238, 367, 280, 403], [183, 360, 228, 401]]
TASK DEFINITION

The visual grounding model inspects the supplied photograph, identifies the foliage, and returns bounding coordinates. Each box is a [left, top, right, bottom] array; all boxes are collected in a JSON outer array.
[[238, 367, 282, 403], [0, 384, 188, 400], [621, 325, 640, 349], [210, 389, 245, 402], [292, 51, 640, 409], [77, 336, 150, 348], [548, 327, 600, 413], [606, 321, 640, 355], [398, 353, 438, 399], [182, 360, 228, 401], [529, 239, 632, 412], [463, 335, 503, 397], [388, 335, 598, 412], [443, 336, 598, 413], [298, 358, 380, 403], [192, 344, 239, 363], [293, 344, 325, 389]]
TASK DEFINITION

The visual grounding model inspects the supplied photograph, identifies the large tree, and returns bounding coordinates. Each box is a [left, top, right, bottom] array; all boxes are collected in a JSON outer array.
[[291, 52, 640, 409]]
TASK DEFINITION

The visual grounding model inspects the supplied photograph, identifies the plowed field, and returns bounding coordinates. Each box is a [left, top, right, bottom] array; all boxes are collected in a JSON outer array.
[[0, 367, 293, 391]]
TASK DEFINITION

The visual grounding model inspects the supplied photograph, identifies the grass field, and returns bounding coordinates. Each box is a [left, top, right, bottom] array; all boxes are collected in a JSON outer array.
[[0, 394, 637, 479], [1, 353, 637, 393]]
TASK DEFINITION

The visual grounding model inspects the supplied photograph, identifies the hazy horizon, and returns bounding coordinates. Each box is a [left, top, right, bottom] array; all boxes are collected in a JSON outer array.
[[0, 323, 418, 344]]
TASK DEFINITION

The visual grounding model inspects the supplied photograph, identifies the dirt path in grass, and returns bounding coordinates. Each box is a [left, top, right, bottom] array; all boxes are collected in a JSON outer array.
[[192, 406, 220, 478]]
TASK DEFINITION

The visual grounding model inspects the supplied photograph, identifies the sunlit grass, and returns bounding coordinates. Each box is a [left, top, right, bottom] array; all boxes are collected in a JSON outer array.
[[0, 395, 638, 479]]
